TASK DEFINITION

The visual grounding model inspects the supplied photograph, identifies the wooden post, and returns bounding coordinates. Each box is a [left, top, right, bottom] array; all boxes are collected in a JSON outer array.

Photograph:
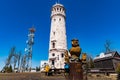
[[69, 62, 83, 80]]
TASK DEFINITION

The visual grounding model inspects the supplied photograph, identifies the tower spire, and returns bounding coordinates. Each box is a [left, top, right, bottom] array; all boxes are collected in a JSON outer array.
[[56, 0, 60, 4], [58, 0, 60, 3]]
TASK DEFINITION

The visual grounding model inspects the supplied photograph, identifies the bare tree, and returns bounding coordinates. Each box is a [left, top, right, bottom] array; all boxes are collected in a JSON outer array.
[[86, 54, 94, 69], [13, 55, 17, 70], [3, 46, 22, 72], [18, 51, 22, 72]]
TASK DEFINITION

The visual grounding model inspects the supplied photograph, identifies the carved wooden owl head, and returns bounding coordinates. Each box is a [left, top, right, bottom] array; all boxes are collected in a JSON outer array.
[[71, 39, 79, 47]]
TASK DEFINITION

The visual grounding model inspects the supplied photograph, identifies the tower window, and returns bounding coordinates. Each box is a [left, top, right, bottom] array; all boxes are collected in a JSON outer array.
[[52, 53, 55, 56], [57, 8, 59, 11], [62, 8, 65, 12], [53, 32, 55, 35], [57, 55, 59, 60], [52, 60, 55, 65], [54, 19, 56, 21], [54, 8, 56, 11], [59, 18, 61, 21], [60, 8, 61, 11], [52, 42, 55, 48], [61, 53, 64, 58]]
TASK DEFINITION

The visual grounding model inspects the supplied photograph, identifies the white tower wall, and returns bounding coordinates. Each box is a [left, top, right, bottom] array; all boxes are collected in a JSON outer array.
[[49, 3, 67, 69]]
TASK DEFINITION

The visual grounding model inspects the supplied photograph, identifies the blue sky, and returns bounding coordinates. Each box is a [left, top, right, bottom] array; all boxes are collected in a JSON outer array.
[[0, 0, 120, 70]]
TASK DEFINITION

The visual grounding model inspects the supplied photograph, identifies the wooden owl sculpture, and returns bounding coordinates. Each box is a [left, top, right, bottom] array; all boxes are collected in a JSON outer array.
[[69, 39, 81, 60], [64, 50, 70, 63]]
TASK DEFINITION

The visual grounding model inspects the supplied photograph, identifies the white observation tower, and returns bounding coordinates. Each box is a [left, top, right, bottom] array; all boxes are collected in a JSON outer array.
[[48, 3, 67, 69]]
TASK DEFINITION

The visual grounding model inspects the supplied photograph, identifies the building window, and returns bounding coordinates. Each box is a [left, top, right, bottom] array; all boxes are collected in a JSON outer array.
[[53, 32, 55, 35], [57, 8, 59, 11], [61, 53, 64, 58], [59, 18, 61, 21], [55, 8, 56, 11], [52, 53, 55, 56], [60, 8, 61, 11], [52, 42, 55, 48], [52, 60, 54, 65], [54, 18, 56, 21], [62, 8, 65, 12], [57, 55, 59, 60]]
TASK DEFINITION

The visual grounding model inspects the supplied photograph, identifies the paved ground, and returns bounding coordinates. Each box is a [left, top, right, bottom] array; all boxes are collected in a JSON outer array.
[[0, 72, 66, 80], [0, 72, 112, 80]]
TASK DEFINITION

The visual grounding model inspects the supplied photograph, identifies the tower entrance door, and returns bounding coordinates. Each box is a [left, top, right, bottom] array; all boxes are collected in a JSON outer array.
[[52, 60, 55, 66]]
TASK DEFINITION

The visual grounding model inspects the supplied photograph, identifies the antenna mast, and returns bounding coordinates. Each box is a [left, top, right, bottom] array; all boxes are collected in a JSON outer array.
[[56, 0, 60, 3], [28, 27, 35, 72], [58, 0, 60, 3], [23, 27, 35, 72]]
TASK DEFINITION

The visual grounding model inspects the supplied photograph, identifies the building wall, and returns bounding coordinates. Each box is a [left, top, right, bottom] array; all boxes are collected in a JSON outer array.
[[94, 58, 114, 69], [49, 49, 66, 68], [112, 59, 120, 69]]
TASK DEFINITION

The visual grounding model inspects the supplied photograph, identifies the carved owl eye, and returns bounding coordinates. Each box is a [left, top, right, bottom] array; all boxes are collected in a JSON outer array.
[[72, 42, 74, 44]]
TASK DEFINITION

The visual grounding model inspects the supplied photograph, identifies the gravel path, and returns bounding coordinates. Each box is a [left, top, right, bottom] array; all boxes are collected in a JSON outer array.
[[0, 72, 112, 80]]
